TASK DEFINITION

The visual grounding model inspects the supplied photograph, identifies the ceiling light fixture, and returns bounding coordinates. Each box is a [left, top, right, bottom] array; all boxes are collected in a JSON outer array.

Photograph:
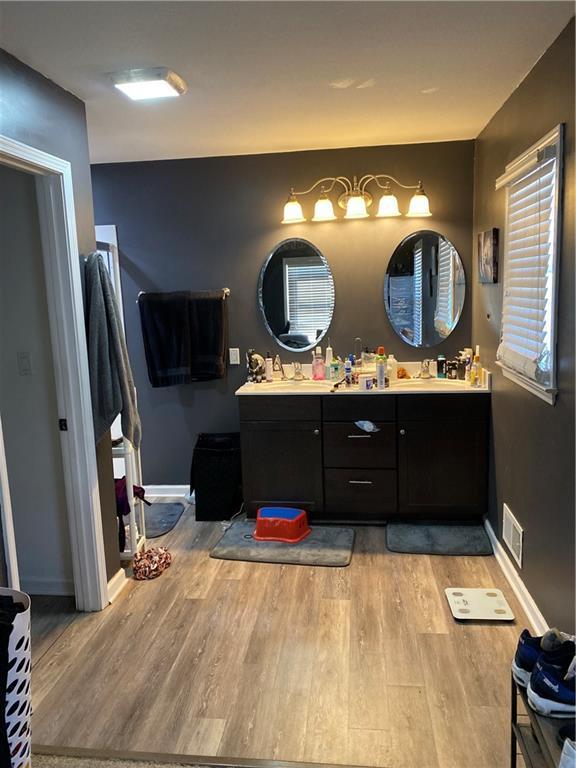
[[281, 174, 431, 223], [112, 67, 187, 101]]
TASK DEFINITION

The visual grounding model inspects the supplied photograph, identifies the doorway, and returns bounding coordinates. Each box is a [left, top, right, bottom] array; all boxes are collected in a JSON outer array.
[[0, 134, 109, 612]]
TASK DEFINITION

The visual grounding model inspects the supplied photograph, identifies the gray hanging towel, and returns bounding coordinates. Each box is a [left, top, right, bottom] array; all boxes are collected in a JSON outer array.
[[138, 290, 228, 387], [85, 252, 142, 448]]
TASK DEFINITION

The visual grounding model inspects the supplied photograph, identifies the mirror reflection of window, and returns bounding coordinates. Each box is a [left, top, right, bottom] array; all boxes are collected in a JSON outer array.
[[384, 231, 465, 348], [284, 256, 334, 345], [259, 239, 335, 351]]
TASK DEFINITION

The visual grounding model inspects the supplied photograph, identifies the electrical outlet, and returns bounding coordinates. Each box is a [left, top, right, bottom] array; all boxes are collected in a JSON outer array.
[[503, 503, 523, 567], [229, 347, 240, 365]]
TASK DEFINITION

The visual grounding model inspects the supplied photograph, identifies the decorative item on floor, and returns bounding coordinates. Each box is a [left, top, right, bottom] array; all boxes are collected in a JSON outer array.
[[445, 587, 514, 621], [0, 588, 31, 768], [386, 523, 493, 556], [210, 520, 354, 566], [254, 507, 311, 543], [145, 502, 185, 538], [133, 547, 172, 580], [478, 227, 499, 283]]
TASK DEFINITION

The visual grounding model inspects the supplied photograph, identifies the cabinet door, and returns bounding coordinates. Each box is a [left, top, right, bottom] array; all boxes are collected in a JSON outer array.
[[398, 419, 488, 519], [240, 420, 323, 518]]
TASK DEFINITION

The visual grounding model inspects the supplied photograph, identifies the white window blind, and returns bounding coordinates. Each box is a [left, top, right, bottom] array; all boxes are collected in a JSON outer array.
[[413, 241, 423, 347], [495, 125, 563, 402], [434, 239, 455, 338], [284, 257, 335, 343]]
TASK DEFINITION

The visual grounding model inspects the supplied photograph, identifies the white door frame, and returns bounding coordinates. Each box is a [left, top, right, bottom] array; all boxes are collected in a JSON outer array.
[[0, 135, 109, 611]]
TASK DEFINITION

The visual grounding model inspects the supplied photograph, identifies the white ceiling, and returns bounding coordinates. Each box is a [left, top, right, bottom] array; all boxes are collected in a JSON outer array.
[[1, 1, 573, 164]]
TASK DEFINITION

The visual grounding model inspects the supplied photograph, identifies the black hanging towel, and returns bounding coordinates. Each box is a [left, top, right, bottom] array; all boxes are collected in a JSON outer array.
[[138, 289, 229, 387]]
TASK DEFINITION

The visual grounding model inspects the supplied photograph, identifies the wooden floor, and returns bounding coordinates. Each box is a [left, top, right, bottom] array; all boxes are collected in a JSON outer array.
[[31, 595, 77, 666], [31, 504, 527, 767]]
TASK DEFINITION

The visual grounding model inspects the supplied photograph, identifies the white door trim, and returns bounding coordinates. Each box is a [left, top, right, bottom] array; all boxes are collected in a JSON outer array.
[[0, 134, 109, 611]]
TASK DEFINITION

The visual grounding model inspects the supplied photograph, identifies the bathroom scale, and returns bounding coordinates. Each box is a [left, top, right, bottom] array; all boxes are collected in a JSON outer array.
[[445, 587, 515, 621]]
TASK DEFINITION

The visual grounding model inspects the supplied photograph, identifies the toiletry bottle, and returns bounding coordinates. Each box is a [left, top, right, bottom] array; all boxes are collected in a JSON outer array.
[[437, 354, 446, 379], [387, 354, 398, 382], [475, 345, 483, 385], [345, 357, 353, 386], [325, 340, 334, 380], [265, 352, 273, 383], [312, 346, 325, 380], [330, 355, 340, 382], [376, 346, 387, 390], [471, 354, 481, 388], [464, 348, 473, 382]]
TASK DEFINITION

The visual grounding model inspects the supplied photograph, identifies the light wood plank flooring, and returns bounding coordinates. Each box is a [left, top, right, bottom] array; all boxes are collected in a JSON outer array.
[[31, 595, 77, 666], [31, 505, 527, 767]]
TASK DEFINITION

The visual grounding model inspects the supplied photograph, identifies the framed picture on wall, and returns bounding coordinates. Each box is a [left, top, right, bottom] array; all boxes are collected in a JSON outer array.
[[478, 228, 499, 283]]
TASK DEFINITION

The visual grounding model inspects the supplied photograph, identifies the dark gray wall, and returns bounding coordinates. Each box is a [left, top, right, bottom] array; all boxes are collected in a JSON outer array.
[[0, 49, 120, 582], [92, 140, 474, 485], [473, 19, 575, 631]]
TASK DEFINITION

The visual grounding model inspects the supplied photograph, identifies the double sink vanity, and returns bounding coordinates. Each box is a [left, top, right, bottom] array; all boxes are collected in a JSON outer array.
[[237, 377, 490, 524], [238, 230, 489, 525]]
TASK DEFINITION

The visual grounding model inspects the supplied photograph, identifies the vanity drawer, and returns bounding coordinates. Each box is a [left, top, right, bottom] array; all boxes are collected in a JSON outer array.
[[322, 395, 396, 422], [239, 395, 321, 421], [323, 422, 396, 468], [324, 468, 397, 520], [397, 393, 490, 421]]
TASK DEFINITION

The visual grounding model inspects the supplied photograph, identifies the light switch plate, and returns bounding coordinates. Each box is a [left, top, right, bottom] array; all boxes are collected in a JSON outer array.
[[17, 351, 32, 376], [229, 347, 240, 365]]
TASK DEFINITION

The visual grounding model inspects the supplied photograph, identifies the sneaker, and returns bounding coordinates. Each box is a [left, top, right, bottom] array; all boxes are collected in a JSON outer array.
[[527, 660, 576, 718], [512, 629, 575, 687], [559, 738, 576, 768]]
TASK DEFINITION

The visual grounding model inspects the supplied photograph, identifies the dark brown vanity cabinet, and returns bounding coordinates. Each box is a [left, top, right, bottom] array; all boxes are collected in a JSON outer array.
[[397, 395, 489, 520], [239, 396, 323, 517], [238, 392, 489, 523]]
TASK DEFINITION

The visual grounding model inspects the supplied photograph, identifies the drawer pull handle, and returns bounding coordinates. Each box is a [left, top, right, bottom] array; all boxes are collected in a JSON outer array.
[[313, 429, 320, 436], [348, 480, 373, 485], [399, 429, 406, 436], [347, 434, 372, 439]]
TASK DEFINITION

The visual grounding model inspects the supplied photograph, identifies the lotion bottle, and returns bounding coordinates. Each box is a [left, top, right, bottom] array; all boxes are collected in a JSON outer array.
[[312, 346, 325, 380], [387, 354, 398, 382]]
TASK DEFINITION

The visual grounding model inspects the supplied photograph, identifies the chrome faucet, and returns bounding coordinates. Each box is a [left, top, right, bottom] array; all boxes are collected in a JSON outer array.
[[419, 359, 434, 379]]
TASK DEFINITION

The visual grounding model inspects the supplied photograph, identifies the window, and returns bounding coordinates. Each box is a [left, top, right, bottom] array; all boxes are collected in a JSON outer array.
[[434, 238, 455, 338], [495, 125, 563, 404], [284, 256, 335, 344], [412, 240, 423, 346]]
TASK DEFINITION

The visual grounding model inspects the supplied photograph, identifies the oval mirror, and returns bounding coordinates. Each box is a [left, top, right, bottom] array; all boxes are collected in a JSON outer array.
[[258, 238, 335, 351], [384, 230, 465, 348]]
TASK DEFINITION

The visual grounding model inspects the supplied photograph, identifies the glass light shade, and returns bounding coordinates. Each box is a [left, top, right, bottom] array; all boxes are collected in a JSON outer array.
[[344, 194, 369, 219], [312, 195, 336, 222], [407, 190, 432, 217], [377, 193, 401, 217], [282, 198, 305, 224]]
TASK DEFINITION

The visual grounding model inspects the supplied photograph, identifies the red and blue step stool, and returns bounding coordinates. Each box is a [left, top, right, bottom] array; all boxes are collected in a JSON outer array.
[[253, 507, 311, 544]]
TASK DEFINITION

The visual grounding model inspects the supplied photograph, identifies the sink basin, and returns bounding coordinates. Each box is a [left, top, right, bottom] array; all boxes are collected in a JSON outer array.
[[242, 379, 334, 392], [391, 378, 470, 390]]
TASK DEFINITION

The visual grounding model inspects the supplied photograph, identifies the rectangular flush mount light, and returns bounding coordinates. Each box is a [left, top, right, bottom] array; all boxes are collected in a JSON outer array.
[[112, 67, 187, 100]]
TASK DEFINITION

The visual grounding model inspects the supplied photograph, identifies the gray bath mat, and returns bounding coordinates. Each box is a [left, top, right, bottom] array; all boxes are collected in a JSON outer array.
[[145, 502, 185, 538], [210, 520, 355, 566], [386, 523, 493, 556]]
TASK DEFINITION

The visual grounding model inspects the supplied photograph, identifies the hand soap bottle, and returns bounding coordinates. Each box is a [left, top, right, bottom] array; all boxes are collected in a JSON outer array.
[[312, 346, 325, 380], [387, 354, 398, 382]]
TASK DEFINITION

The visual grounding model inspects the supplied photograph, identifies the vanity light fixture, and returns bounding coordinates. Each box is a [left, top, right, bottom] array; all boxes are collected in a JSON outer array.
[[112, 67, 187, 101], [281, 174, 432, 223]]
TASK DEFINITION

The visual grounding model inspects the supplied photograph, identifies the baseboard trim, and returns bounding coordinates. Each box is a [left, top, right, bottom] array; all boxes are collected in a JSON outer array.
[[144, 484, 194, 503], [107, 567, 129, 604], [484, 519, 549, 635], [21, 577, 74, 597]]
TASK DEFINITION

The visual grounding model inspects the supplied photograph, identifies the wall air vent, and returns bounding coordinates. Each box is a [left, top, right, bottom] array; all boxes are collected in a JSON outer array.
[[502, 503, 523, 567]]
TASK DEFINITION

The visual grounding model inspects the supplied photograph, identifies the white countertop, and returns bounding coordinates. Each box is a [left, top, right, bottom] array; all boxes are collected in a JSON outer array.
[[236, 379, 490, 396]]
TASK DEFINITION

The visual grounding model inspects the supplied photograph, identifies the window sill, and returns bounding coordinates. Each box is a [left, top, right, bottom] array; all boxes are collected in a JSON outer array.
[[496, 362, 557, 405]]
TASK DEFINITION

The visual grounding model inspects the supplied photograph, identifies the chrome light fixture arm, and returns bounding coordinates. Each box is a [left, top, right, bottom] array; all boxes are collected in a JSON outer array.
[[291, 176, 352, 197]]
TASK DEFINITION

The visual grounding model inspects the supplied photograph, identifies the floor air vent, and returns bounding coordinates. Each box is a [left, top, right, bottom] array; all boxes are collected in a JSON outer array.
[[502, 503, 523, 567]]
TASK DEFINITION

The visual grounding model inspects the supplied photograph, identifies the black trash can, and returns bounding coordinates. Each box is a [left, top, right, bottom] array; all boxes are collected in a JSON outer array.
[[190, 433, 242, 521]]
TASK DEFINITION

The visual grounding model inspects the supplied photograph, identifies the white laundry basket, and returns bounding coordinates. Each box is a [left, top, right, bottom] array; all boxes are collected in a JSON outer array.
[[0, 588, 31, 768]]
